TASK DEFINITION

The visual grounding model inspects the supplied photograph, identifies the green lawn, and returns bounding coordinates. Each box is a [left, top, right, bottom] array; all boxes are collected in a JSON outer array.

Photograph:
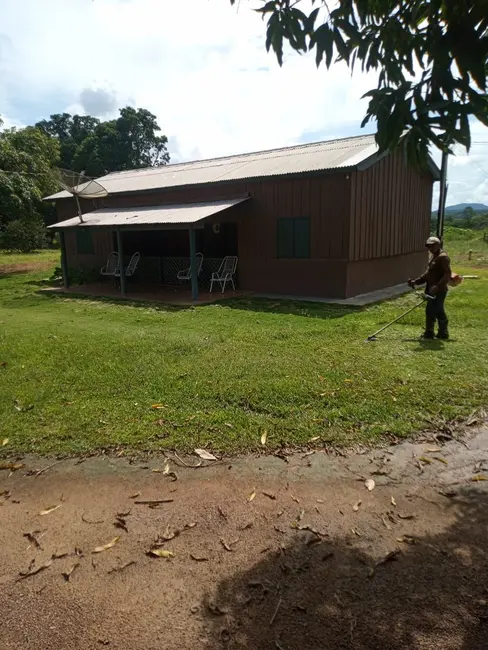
[[1, 234, 487, 456]]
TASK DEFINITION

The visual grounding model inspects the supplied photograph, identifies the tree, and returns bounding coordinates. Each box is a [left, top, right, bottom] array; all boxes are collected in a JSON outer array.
[[37, 107, 170, 177], [1, 218, 46, 252], [0, 126, 60, 230], [35, 113, 100, 170], [235, 0, 488, 167]]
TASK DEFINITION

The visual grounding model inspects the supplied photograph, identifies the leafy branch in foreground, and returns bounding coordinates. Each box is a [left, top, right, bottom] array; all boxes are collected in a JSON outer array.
[[231, 0, 488, 167]]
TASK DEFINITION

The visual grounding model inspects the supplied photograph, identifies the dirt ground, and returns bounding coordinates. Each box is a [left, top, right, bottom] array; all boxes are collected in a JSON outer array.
[[1, 429, 488, 650]]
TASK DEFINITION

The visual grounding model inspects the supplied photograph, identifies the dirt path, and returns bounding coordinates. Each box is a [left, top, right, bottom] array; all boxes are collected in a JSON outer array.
[[1, 430, 488, 650]]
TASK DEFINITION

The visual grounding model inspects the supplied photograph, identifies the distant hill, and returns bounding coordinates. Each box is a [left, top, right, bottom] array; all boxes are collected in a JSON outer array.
[[445, 203, 488, 214], [431, 203, 488, 219]]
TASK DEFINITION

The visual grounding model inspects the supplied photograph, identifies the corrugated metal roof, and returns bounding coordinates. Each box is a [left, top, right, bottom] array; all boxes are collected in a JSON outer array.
[[45, 134, 379, 200], [49, 197, 248, 229]]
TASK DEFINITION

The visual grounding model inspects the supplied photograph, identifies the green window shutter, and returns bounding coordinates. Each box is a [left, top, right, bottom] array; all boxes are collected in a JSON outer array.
[[277, 218, 294, 258], [293, 218, 310, 258], [76, 228, 94, 255]]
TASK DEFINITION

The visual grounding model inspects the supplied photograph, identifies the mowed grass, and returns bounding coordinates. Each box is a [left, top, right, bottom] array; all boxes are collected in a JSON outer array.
[[1, 234, 487, 455]]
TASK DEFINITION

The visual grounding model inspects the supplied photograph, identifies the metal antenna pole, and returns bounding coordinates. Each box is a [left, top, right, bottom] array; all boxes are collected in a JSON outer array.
[[74, 194, 84, 223], [436, 150, 448, 243]]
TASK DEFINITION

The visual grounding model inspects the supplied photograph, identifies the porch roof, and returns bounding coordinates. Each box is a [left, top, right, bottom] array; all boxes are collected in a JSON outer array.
[[49, 197, 249, 230]]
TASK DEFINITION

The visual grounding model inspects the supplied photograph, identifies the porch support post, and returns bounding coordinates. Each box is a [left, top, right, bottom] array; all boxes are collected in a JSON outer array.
[[59, 230, 69, 289], [189, 227, 198, 302], [116, 228, 127, 297]]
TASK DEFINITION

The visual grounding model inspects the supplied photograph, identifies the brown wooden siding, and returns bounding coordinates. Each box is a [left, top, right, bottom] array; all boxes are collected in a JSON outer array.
[[346, 251, 427, 297], [54, 154, 435, 298], [348, 152, 433, 262], [56, 171, 352, 297]]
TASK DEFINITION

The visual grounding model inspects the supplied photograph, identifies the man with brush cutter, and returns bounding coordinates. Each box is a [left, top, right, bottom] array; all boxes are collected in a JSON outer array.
[[408, 236, 452, 340]]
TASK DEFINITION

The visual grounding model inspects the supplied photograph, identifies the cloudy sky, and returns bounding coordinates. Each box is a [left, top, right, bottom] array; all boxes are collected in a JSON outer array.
[[1, 0, 488, 207]]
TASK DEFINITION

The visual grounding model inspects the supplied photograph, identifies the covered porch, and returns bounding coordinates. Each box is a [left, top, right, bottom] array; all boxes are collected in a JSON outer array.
[[51, 198, 247, 301]]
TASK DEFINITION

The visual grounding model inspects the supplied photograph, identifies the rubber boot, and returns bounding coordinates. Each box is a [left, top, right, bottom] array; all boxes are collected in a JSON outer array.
[[422, 316, 436, 339], [436, 319, 449, 340]]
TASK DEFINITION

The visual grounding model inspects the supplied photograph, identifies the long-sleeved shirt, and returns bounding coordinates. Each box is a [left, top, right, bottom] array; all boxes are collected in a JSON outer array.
[[414, 251, 451, 292]]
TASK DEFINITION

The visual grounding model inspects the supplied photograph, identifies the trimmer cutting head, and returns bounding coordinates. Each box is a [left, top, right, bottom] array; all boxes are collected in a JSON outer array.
[[366, 335, 377, 342]]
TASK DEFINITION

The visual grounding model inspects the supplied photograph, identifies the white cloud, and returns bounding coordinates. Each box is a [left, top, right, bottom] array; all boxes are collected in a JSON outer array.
[[1, 0, 488, 206]]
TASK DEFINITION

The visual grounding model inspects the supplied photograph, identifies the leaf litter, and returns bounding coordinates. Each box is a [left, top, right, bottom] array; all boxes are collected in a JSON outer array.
[[92, 537, 120, 554], [62, 562, 80, 582], [364, 479, 375, 491], [108, 561, 136, 574], [148, 548, 174, 559], [194, 449, 217, 461], [17, 559, 53, 581], [39, 504, 61, 516]]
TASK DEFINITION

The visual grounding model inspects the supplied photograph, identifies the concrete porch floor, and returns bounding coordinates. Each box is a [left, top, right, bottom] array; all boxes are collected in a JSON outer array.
[[41, 283, 252, 306]]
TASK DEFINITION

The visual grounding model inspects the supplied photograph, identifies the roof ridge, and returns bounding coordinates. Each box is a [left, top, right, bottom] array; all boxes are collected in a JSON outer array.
[[101, 133, 376, 179]]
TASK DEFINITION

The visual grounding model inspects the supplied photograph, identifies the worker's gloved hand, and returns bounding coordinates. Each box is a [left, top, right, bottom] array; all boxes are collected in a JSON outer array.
[[407, 278, 415, 288]]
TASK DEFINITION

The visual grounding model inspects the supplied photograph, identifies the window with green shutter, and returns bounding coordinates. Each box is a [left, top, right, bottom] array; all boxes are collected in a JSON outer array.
[[76, 228, 94, 255], [277, 217, 310, 259]]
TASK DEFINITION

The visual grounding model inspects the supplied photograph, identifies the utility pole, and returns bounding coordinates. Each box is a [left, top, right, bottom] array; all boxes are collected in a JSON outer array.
[[436, 150, 449, 243]]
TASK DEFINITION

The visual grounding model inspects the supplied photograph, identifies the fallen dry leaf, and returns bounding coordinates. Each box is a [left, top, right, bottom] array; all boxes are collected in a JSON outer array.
[[365, 478, 375, 491], [0, 461, 24, 471], [248, 489, 256, 502], [1, 438, 8, 446], [381, 515, 392, 530], [391, 496, 397, 507], [134, 499, 174, 506], [418, 456, 433, 465], [23, 531, 43, 550], [262, 491, 276, 500], [107, 561, 136, 574], [472, 475, 487, 482], [151, 404, 166, 409], [190, 554, 209, 562], [114, 517, 128, 533], [92, 537, 120, 554], [221, 538, 239, 552], [194, 448, 217, 461], [17, 559, 52, 581], [148, 548, 174, 558], [353, 500, 362, 512], [309, 436, 320, 443], [39, 504, 61, 516], [81, 513, 104, 525], [291, 495, 300, 504], [62, 562, 80, 582], [162, 459, 171, 475], [261, 430, 268, 446], [433, 457, 448, 465], [397, 535, 416, 545], [129, 492, 141, 499], [397, 513, 416, 520], [426, 446, 442, 453], [351, 527, 361, 536]]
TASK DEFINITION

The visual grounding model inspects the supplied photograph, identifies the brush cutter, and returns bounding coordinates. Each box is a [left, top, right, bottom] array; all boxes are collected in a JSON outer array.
[[365, 273, 474, 342], [366, 291, 434, 342]]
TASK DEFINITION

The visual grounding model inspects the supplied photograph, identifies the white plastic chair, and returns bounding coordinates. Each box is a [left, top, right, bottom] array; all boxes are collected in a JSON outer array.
[[209, 256, 238, 293], [100, 252, 119, 279], [177, 253, 203, 281], [114, 252, 140, 279]]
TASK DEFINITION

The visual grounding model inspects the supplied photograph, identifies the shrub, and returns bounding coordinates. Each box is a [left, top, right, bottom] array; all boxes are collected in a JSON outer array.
[[1, 219, 46, 253]]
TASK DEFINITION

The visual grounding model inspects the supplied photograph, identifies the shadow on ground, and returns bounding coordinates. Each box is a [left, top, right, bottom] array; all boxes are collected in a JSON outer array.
[[204, 488, 488, 650]]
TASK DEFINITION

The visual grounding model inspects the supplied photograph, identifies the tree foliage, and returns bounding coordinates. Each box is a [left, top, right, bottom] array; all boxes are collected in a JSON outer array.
[[233, 0, 488, 166], [0, 218, 46, 252], [0, 126, 60, 230], [36, 107, 170, 177]]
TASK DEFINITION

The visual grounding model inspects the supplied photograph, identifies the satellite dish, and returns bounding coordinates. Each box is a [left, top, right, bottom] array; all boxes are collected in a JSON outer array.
[[50, 168, 108, 223]]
